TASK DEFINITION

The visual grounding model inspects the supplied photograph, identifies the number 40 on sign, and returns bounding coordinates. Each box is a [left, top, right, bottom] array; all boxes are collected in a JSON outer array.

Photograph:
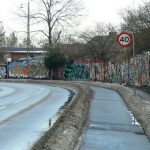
[[116, 31, 133, 47]]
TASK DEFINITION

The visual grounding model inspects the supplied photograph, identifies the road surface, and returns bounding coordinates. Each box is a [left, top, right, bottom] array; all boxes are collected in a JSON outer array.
[[0, 82, 70, 150], [81, 86, 150, 150]]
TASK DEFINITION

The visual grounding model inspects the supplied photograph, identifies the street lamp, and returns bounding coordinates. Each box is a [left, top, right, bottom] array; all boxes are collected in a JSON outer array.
[[20, 0, 32, 59], [27, 1, 30, 58]]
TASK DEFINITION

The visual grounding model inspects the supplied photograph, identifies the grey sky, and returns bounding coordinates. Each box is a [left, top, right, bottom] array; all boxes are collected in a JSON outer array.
[[0, 0, 146, 43]]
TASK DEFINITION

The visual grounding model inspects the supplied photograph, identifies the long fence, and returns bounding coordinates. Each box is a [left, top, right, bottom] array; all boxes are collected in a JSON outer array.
[[0, 53, 149, 86]]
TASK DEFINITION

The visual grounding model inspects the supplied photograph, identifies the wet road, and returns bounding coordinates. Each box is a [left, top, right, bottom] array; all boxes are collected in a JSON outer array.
[[81, 86, 150, 150], [0, 82, 70, 150]]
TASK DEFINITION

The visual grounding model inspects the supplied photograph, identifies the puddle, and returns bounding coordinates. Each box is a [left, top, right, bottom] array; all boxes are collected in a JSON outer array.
[[128, 110, 140, 125], [49, 89, 75, 128]]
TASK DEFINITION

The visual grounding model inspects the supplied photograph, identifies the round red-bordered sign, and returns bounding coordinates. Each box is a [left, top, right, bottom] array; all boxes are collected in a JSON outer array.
[[116, 32, 133, 47]]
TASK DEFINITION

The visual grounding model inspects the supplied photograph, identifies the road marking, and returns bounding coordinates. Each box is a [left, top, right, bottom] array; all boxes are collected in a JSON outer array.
[[0, 106, 6, 110], [14, 97, 29, 104]]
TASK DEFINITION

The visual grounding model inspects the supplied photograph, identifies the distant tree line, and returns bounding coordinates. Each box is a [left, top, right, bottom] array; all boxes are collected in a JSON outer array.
[[120, 1, 150, 54]]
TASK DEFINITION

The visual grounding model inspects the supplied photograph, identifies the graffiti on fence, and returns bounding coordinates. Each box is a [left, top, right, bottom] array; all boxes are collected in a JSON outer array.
[[8, 60, 48, 79], [80, 53, 149, 85], [28, 62, 48, 79], [4, 52, 149, 85], [134, 54, 149, 85], [86, 62, 108, 81], [0, 66, 6, 79], [64, 64, 89, 80]]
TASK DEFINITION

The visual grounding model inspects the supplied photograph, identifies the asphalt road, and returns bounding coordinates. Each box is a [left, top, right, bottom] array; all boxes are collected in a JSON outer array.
[[0, 82, 70, 150], [81, 86, 150, 150]]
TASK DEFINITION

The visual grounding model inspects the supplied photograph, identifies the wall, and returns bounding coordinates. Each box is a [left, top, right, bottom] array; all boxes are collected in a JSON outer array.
[[8, 62, 89, 80], [4, 53, 150, 86], [83, 53, 149, 86], [0, 66, 6, 79], [64, 64, 89, 80], [8, 59, 48, 79], [135, 54, 149, 85], [86, 61, 109, 82]]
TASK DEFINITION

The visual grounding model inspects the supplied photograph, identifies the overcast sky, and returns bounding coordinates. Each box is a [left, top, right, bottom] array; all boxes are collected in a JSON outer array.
[[80, 0, 145, 29], [0, 0, 146, 40]]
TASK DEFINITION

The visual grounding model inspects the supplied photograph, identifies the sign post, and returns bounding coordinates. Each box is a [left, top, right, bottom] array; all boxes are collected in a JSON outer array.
[[116, 31, 136, 96]]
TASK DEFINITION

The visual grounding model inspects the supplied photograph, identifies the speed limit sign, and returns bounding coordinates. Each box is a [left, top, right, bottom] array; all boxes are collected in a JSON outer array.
[[116, 32, 133, 47]]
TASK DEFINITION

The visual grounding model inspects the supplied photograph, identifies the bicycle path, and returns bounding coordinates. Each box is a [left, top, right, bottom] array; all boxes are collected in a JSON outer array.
[[80, 86, 150, 150]]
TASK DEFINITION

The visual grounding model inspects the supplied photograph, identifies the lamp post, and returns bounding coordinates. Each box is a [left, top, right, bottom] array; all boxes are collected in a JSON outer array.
[[20, 0, 32, 59], [27, 1, 30, 58]]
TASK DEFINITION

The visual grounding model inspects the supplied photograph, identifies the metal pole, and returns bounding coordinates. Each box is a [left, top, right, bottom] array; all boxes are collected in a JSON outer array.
[[131, 32, 136, 96], [148, 52, 150, 85], [130, 32, 136, 125], [27, 0, 30, 58]]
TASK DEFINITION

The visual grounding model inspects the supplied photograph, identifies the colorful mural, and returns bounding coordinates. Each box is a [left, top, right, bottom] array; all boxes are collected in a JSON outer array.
[[86, 61, 109, 82], [2, 53, 149, 86], [0, 66, 6, 79], [83, 53, 149, 86], [8, 60, 48, 79], [64, 64, 89, 80], [134, 54, 149, 85]]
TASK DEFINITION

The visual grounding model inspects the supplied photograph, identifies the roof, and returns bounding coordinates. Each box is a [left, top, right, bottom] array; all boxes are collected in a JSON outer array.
[[0, 47, 45, 53]]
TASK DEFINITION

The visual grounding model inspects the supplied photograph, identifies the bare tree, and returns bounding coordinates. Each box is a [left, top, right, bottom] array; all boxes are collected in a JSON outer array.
[[19, 0, 84, 48], [120, 2, 150, 53], [0, 23, 5, 47], [79, 23, 118, 62]]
